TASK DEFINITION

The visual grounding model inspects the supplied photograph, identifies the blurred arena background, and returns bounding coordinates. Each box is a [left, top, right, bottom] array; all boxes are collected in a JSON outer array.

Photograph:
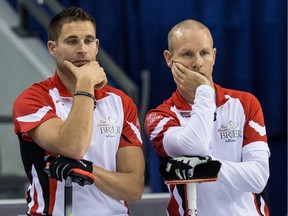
[[0, 0, 286, 215]]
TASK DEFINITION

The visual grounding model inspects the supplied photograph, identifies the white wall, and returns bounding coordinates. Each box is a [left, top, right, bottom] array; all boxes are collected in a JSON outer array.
[[0, 0, 54, 176]]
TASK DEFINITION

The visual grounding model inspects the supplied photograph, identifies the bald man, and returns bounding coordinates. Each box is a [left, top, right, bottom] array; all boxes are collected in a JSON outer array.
[[145, 19, 270, 216]]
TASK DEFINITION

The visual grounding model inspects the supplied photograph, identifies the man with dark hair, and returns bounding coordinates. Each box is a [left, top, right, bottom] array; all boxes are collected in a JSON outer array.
[[13, 7, 145, 215]]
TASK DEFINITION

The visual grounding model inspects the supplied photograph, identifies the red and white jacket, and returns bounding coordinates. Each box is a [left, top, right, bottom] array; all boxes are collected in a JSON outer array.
[[13, 72, 143, 216], [145, 84, 270, 216]]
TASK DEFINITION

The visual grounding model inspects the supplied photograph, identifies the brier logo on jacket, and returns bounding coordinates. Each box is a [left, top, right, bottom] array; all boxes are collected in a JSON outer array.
[[97, 117, 121, 138], [218, 120, 242, 142]]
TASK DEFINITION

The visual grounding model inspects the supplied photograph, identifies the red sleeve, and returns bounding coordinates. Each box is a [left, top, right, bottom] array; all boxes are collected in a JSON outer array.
[[144, 105, 180, 157], [242, 93, 268, 146], [119, 94, 143, 148], [13, 85, 57, 141]]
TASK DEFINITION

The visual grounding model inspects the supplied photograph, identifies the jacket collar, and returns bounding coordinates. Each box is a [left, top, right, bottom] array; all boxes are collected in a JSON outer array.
[[50, 71, 108, 100], [172, 83, 229, 109], [214, 83, 229, 107]]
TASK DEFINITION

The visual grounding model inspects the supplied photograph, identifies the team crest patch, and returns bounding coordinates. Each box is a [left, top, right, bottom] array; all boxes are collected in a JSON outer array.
[[97, 117, 121, 137], [145, 113, 163, 128], [179, 111, 191, 118], [218, 120, 242, 142]]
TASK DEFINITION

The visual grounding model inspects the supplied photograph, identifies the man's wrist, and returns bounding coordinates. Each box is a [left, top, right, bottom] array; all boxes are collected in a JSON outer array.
[[74, 91, 96, 109]]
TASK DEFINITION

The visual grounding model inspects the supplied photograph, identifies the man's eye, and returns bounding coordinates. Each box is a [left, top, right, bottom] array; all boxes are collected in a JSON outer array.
[[200, 51, 209, 56], [182, 53, 193, 57], [85, 38, 94, 44], [67, 40, 77, 45]]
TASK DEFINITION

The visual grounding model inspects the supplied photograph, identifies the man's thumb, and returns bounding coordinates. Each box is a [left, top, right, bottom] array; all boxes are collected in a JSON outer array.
[[63, 60, 75, 71]]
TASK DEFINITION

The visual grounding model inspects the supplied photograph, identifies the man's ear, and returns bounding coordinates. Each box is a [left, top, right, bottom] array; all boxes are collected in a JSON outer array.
[[163, 50, 173, 68], [212, 47, 217, 66], [47, 40, 56, 58], [95, 38, 100, 56]]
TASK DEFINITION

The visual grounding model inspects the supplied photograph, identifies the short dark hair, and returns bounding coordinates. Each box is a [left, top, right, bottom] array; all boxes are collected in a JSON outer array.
[[48, 7, 96, 41]]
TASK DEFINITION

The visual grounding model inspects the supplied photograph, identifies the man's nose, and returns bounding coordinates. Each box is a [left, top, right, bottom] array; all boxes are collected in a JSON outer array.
[[77, 41, 87, 54], [191, 54, 203, 71]]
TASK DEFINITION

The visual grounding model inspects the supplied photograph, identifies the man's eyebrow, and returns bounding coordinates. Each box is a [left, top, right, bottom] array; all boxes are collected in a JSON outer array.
[[178, 48, 193, 53], [64, 35, 78, 40], [86, 34, 96, 38], [64, 34, 96, 40], [85, 35, 96, 40]]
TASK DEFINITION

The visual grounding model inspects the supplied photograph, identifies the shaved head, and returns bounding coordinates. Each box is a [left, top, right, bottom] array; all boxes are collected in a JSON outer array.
[[167, 19, 214, 52]]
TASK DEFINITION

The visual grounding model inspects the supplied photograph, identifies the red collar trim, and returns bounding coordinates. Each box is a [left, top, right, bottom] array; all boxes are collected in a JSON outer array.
[[50, 71, 108, 99], [173, 83, 228, 109], [51, 71, 71, 97], [214, 83, 229, 107]]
